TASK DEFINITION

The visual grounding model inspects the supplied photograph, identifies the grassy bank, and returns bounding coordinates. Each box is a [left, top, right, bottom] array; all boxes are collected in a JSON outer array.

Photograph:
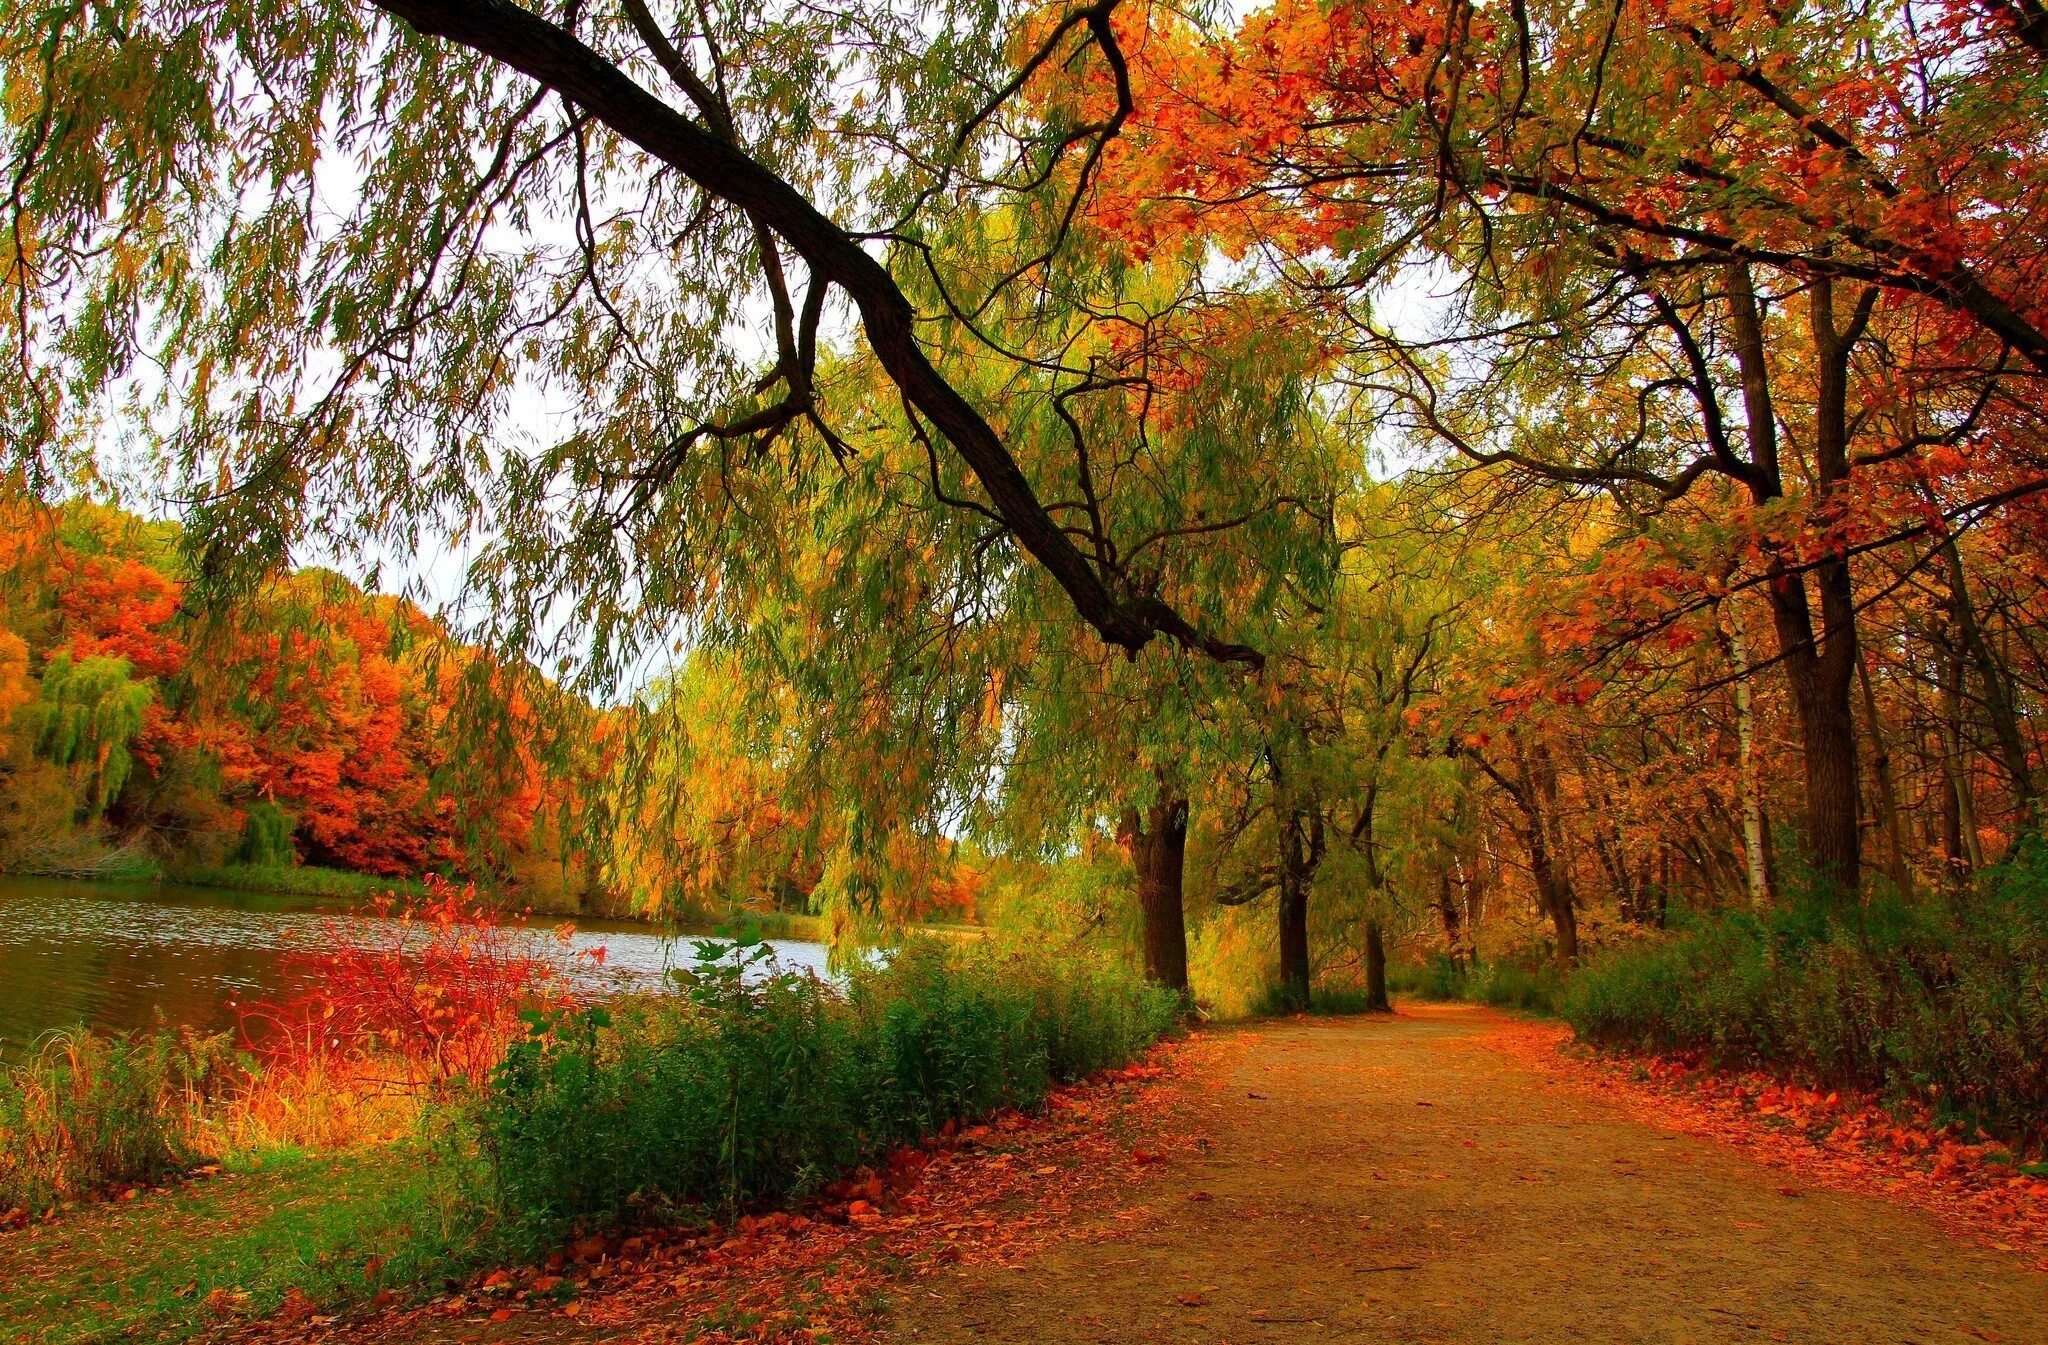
[[0, 1143, 487, 1344], [0, 937, 1175, 1340], [165, 864, 431, 902]]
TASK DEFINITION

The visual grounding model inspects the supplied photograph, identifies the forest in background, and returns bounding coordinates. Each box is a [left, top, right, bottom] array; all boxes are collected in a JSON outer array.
[[0, 496, 988, 924], [0, 497, 595, 901]]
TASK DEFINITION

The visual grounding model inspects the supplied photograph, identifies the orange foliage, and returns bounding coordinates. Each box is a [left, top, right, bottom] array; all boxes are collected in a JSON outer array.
[[2, 501, 564, 881]]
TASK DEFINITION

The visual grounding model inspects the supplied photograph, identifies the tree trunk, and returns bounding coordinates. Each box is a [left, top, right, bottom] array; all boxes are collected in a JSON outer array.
[[1856, 652, 1915, 900], [1542, 871, 1580, 962], [1479, 736, 1580, 963], [1364, 919, 1389, 1012], [1935, 622, 1987, 872], [1727, 615, 1776, 906], [1941, 534, 2036, 810], [1275, 806, 1318, 1010], [1435, 867, 1467, 970], [1518, 737, 1581, 962], [1726, 264, 1865, 896], [1803, 276, 1873, 895], [1763, 577, 1864, 895], [1121, 793, 1190, 996]]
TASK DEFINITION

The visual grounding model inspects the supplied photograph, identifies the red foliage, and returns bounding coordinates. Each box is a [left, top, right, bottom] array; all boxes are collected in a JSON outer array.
[[245, 878, 584, 1088], [55, 552, 186, 678]]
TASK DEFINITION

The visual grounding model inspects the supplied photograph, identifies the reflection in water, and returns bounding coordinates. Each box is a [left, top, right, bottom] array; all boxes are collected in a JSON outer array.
[[0, 875, 832, 1056]]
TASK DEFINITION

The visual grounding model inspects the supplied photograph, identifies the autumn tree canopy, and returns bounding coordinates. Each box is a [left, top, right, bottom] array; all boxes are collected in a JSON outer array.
[[6, 0, 2048, 1005]]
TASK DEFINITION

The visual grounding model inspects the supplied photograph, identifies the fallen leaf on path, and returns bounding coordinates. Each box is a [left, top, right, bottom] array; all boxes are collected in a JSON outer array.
[[1481, 1017, 2048, 1269], [234, 1032, 1225, 1345]]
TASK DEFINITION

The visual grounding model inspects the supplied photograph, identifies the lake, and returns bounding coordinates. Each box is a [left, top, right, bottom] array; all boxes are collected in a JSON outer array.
[[0, 874, 834, 1058]]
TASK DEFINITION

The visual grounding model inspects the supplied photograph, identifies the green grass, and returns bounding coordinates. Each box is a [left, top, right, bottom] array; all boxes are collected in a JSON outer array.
[[0, 1140, 492, 1344], [166, 865, 429, 902]]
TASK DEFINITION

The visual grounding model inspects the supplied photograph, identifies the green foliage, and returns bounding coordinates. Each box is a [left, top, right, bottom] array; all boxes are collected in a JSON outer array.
[[1387, 956, 1564, 1015], [0, 1140, 491, 1343], [238, 802, 299, 868], [0, 1028, 237, 1212], [21, 653, 153, 816], [1256, 984, 1383, 1016], [1562, 848, 2048, 1141], [169, 863, 428, 900], [479, 939, 1177, 1236]]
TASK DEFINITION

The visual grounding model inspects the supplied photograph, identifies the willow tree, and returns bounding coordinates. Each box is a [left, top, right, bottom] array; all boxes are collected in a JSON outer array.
[[1202, 484, 1466, 1006], [0, 0, 1270, 716], [625, 221, 1348, 980], [25, 653, 154, 815]]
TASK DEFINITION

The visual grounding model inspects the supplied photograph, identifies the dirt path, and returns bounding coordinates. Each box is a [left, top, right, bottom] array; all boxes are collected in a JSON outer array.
[[884, 1004, 2047, 1345]]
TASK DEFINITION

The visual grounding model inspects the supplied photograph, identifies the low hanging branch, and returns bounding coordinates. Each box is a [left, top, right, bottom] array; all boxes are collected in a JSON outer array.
[[371, 0, 1264, 669]]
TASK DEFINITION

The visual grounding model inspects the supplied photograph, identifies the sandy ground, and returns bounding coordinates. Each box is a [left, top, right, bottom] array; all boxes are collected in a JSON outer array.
[[881, 1004, 2048, 1345]]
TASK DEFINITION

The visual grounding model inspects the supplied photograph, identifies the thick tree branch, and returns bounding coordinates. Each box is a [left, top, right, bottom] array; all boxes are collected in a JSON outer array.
[[371, 0, 1263, 667]]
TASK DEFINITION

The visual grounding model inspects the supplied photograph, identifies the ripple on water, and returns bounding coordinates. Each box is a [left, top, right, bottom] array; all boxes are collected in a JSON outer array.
[[0, 874, 833, 1057]]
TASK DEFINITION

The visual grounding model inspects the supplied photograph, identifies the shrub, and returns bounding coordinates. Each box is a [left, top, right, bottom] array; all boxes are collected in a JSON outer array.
[[479, 937, 1177, 1236], [1562, 850, 2048, 1143], [0, 1028, 238, 1212], [246, 880, 578, 1091]]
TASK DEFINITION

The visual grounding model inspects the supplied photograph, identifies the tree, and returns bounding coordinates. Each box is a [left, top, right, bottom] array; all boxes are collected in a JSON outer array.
[[24, 652, 154, 816], [1198, 485, 1462, 1005], [1093, 0, 2048, 894], [1, 0, 1271, 688]]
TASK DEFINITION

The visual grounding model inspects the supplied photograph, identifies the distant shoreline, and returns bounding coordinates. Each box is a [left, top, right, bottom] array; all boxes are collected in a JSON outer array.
[[3, 866, 987, 947]]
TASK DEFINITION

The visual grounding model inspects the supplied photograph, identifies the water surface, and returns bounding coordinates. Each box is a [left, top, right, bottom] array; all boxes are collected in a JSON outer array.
[[0, 874, 831, 1056]]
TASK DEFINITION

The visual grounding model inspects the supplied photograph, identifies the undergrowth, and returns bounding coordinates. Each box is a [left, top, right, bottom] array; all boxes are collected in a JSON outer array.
[[1387, 956, 1564, 1015], [2, 931, 1175, 1339], [480, 937, 1178, 1239], [0, 1029, 239, 1214], [1561, 844, 2048, 1146]]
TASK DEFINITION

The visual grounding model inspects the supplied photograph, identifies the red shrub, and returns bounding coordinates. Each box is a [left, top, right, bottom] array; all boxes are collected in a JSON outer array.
[[245, 877, 583, 1090]]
